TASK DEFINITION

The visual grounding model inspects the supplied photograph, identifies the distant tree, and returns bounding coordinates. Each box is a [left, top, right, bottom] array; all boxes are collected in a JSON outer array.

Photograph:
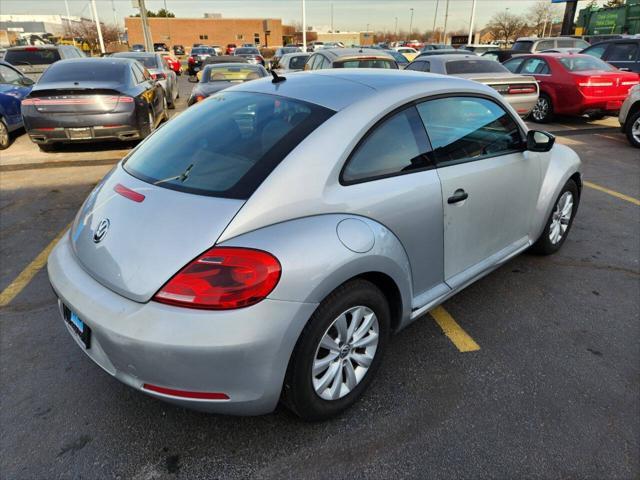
[[132, 9, 175, 18], [604, 0, 625, 7], [526, 0, 559, 37], [486, 11, 527, 43], [67, 21, 122, 53]]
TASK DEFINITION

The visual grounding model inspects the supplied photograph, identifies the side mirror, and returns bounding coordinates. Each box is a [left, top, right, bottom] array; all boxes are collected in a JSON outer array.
[[526, 130, 555, 152], [188, 75, 199, 83], [19, 76, 35, 86]]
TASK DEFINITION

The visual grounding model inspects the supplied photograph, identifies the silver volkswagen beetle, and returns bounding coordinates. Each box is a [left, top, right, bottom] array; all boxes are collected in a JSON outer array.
[[48, 69, 582, 420]]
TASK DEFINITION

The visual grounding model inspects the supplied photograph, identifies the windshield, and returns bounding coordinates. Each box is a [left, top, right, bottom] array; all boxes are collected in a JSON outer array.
[[446, 60, 509, 74], [40, 60, 127, 83], [335, 59, 397, 69], [123, 92, 334, 199], [5, 48, 60, 65], [387, 51, 408, 62], [512, 41, 533, 52], [114, 53, 158, 69], [558, 56, 615, 72], [203, 65, 263, 82]]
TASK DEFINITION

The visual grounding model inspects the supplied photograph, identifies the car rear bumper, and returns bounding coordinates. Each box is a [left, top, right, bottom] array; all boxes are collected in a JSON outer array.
[[24, 110, 141, 144], [504, 94, 538, 117], [565, 95, 629, 115], [47, 232, 318, 415]]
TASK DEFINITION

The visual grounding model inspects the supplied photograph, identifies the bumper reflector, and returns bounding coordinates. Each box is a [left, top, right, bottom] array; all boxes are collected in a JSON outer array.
[[143, 383, 229, 400]]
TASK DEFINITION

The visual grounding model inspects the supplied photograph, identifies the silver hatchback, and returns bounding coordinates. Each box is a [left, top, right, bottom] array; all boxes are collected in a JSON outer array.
[[48, 70, 582, 420]]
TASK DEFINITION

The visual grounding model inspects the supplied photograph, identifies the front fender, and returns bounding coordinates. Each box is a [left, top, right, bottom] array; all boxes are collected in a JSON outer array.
[[219, 214, 413, 322], [532, 142, 582, 241]]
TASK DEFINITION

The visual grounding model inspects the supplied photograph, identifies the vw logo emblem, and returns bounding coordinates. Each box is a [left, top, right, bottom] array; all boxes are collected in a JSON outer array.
[[93, 218, 110, 243]]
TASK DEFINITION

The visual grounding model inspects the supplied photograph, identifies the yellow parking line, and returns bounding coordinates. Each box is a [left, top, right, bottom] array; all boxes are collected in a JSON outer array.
[[430, 306, 480, 352], [0, 222, 71, 307], [584, 181, 640, 206]]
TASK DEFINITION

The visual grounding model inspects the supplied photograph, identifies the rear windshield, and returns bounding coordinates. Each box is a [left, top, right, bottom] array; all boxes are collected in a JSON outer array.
[[558, 56, 614, 72], [235, 48, 260, 55], [40, 60, 127, 83], [5, 48, 60, 65], [512, 41, 533, 53], [193, 48, 215, 55], [203, 65, 263, 82], [123, 92, 334, 199], [446, 60, 509, 74], [114, 53, 158, 68], [334, 59, 397, 69], [288, 55, 309, 69]]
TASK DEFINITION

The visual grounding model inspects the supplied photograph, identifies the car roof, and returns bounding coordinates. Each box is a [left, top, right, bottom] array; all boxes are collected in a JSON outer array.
[[318, 48, 394, 60], [515, 36, 576, 42], [114, 52, 157, 57], [426, 54, 491, 62], [7, 45, 60, 50], [586, 38, 640, 47], [228, 69, 495, 111]]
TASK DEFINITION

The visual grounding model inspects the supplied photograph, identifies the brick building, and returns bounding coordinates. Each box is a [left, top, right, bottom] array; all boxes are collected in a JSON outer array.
[[124, 17, 283, 50]]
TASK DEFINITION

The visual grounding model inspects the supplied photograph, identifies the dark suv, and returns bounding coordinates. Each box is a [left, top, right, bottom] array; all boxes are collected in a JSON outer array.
[[581, 38, 640, 73], [4, 45, 85, 81]]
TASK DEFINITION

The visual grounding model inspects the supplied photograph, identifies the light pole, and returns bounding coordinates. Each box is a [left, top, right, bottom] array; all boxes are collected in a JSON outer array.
[[138, 0, 154, 52], [394, 17, 398, 37], [442, 0, 450, 45], [63, 0, 76, 46], [467, 0, 477, 45], [331, 3, 334, 33], [302, 0, 307, 51], [432, 0, 440, 42], [90, 0, 105, 54], [409, 8, 414, 39]]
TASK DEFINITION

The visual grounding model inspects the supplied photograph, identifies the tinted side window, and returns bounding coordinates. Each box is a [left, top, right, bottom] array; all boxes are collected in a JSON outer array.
[[606, 42, 638, 62], [132, 64, 145, 83], [582, 44, 607, 59], [417, 96, 523, 167], [503, 57, 525, 73], [423, 61, 430, 72], [520, 58, 550, 74], [536, 40, 554, 51], [317, 55, 330, 69], [405, 61, 425, 71], [342, 106, 431, 183]]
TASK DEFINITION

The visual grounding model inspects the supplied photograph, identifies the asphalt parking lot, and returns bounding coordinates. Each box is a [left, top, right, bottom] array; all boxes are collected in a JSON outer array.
[[1, 75, 638, 479]]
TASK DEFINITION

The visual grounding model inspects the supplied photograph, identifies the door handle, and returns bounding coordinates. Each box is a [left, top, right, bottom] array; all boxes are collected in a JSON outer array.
[[447, 189, 468, 204]]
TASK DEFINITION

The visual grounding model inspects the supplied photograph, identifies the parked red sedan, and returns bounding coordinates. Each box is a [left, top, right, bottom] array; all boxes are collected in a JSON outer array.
[[503, 53, 639, 123], [162, 54, 182, 76]]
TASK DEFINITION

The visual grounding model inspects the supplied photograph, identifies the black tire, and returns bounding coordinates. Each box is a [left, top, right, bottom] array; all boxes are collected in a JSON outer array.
[[624, 109, 640, 148], [531, 179, 580, 255], [141, 108, 155, 139], [531, 93, 554, 123], [282, 279, 391, 421], [37, 143, 56, 152], [587, 111, 606, 120], [0, 118, 10, 150]]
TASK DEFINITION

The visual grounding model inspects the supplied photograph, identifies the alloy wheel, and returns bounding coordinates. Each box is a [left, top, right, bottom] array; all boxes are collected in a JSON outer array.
[[312, 305, 379, 401], [148, 110, 155, 132], [549, 191, 573, 245], [0, 121, 9, 149], [632, 117, 640, 144], [532, 97, 549, 122]]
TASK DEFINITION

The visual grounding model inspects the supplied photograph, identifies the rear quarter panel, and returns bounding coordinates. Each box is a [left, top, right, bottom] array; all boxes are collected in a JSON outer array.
[[219, 214, 414, 326]]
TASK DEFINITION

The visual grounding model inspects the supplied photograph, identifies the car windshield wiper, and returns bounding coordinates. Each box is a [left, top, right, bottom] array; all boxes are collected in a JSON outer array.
[[13, 61, 32, 66], [154, 163, 194, 185]]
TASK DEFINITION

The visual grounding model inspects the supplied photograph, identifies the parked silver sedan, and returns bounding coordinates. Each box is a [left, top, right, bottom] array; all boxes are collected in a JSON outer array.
[[48, 69, 582, 420], [406, 54, 539, 117]]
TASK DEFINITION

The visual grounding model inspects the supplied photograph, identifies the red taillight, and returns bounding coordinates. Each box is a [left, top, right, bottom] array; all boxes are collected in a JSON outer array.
[[154, 247, 281, 310], [25, 47, 39, 52], [195, 95, 206, 102], [150, 72, 167, 80], [113, 183, 145, 203], [507, 84, 537, 95], [143, 384, 229, 400], [188, 56, 195, 64]]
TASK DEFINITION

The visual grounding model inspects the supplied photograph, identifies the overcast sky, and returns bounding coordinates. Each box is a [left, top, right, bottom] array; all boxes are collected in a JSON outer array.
[[0, 0, 602, 33]]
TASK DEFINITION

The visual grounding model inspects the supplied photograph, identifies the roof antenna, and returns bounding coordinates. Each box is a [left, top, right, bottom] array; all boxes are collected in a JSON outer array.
[[271, 70, 286, 84]]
